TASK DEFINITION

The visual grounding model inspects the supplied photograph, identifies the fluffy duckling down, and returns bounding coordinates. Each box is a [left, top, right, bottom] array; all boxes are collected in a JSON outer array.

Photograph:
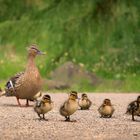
[[126, 95, 140, 121], [34, 94, 53, 120], [98, 99, 115, 118], [60, 91, 78, 122], [78, 93, 92, 110]]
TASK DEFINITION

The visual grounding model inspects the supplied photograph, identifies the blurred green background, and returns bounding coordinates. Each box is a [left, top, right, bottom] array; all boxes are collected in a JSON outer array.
[[0, 0, 140, 92]]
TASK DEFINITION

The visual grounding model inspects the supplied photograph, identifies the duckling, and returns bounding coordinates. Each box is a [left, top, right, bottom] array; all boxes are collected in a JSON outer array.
[[98, 99, 115, 118], [126, 95, 140, 121], [78, 93, 92, 110], [34, 94, 53, 120], [126, 96, 140, 114], [60, 91, 78, 121], [1, 45, 45, 107]]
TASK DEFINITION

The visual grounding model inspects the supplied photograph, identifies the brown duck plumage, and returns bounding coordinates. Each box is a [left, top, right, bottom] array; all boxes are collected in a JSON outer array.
[[34, 94, 53, 120], [126, 95, 140, 121], [59, 91, 78, 121], [78, 93, 92, 110], [98, 99, 115, 118], [4, 45, 44, 106]]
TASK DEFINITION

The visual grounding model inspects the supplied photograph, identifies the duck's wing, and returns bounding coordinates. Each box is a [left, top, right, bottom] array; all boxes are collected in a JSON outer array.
[[35, 100, 42, 107], [59, 100, 68, 115], [5, 72, 24, 96], [126, 101, 137, 114], [88, 99, 92, 107], [98, 104, 104, 112], [60, 101, 66, 110]]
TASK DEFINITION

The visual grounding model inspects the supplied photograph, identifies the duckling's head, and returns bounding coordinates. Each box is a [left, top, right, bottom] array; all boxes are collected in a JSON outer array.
[[137, 96, 140, 103], [69, 91, 78, 100], [28, 44, 45, 57], [103, 99, 111, 106], [81, 93, 88, 99], [42, 94, 51, 103]]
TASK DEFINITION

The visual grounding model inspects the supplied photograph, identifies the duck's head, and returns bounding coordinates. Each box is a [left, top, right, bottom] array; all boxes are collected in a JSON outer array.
[[42, 94, 51, 103], [28, 44, 45, 57], [103, 99, 111, 106], [137, 96, 140, 103], [81, 93, 88, 99], [69, 91, 78, 100]]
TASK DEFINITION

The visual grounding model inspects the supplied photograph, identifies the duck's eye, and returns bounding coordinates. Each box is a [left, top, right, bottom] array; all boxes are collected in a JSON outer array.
[[31, 47, 39, 52]]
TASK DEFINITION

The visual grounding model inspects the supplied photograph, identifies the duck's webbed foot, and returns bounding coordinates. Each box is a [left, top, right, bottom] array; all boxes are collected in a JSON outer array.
[[25, 99, 29, 107], [38, 114, 48, 121], [100, 115, 103, 118], [65, 116, 70, 122], [37, 113, 42, 120], [42, 114, 48, 121], [108, 115, 112, 118]]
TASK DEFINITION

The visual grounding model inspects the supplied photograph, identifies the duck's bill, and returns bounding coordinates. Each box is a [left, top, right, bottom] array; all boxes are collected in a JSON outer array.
[[37, 51, 47, 55]]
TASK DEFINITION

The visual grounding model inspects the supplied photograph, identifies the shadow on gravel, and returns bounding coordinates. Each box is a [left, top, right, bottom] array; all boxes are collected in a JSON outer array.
[[131, 120, 140, 122], [1, 104, 33, 107], [60, 120, 77, 123]]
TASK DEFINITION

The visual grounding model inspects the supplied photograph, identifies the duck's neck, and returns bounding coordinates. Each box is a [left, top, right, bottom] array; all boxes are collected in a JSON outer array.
[[26, 55, 37, 71], [69, 97, 76, 101]]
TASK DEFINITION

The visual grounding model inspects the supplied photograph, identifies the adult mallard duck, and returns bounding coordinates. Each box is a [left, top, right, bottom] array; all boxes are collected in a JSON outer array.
[[59, 91, 78, 121], [98, 99, 115, 118], [78, 93, 92, 110], [1, 45, 45, 107]]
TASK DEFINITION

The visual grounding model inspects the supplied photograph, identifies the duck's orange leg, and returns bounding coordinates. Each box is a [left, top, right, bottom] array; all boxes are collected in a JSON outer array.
[[25, 99, 29, 107], [16, 97, 30, 107], [16, 97, 22, 107]]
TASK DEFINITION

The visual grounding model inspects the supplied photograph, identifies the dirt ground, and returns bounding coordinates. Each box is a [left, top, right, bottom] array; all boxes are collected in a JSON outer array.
[[0, 93, 140, 140]]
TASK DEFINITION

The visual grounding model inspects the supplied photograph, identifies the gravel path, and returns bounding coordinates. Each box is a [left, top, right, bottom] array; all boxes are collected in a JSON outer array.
[[0, 93, 140, 140]]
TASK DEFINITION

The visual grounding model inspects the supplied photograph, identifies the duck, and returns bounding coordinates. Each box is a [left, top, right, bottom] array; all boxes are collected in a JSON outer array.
[[34, 94, 53, 120], [59, 91, 78, 121], [98, 99, 115, 118], [126, 95, 140, 121], [0, 45, 44, 107], [78, 93, 92, 110]]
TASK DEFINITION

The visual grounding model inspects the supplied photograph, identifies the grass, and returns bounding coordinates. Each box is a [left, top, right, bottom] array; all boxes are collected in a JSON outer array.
[[0, 0, 140, 92]]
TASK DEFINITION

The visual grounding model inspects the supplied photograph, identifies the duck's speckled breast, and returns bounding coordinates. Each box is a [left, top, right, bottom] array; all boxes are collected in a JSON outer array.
[[15, 69, 43, 99]]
